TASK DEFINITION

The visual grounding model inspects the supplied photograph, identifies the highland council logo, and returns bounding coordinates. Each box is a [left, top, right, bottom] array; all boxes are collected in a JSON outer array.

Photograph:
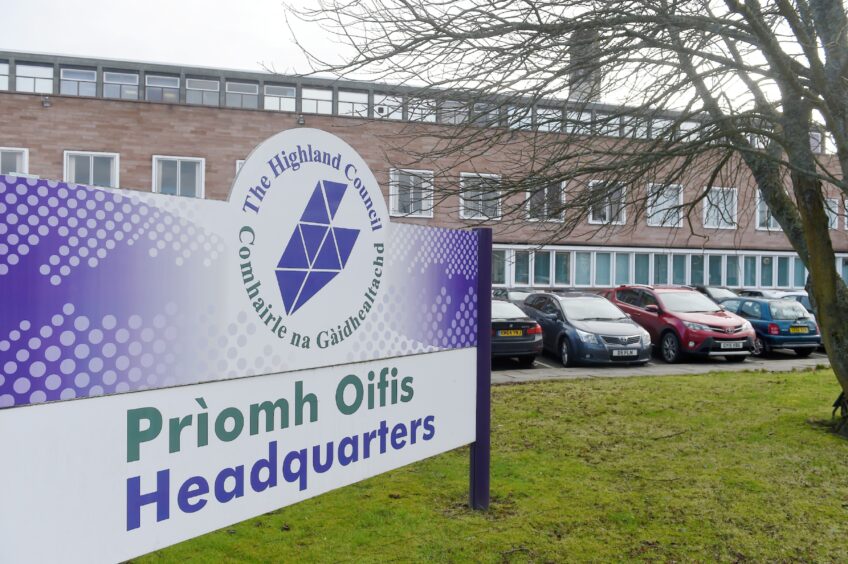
[[232, 128, 388, 352]]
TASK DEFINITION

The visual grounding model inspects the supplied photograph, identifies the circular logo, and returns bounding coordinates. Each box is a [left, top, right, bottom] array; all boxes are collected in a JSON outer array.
[[230, 128, 388, 351]]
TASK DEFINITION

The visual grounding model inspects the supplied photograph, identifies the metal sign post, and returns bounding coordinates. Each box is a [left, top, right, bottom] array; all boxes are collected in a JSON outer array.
[[470, 227, 492, 510]]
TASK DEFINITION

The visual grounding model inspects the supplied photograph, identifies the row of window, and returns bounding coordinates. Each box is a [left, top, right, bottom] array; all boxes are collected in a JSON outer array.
[[0, 59, 831, 150], [0, 148, 204, 198], [491, 247, 846, 290]]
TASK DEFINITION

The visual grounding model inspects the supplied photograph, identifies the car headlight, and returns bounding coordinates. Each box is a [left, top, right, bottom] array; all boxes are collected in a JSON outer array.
[[640, 330, 651, 346], [683, 321, 710, 332], [576, 329, 599, 344], [740, 320, 753, 332]]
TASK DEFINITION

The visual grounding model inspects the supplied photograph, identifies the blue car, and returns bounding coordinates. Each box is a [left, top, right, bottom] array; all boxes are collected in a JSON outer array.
[[720, 297, 820, 357], [523, 292, 652, 366]]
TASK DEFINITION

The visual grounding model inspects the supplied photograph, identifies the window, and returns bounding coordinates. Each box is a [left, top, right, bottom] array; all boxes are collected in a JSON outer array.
[[615, 253, 631, 285], [0, 148, 28, 175], [794, 257, 806, 288], [0, 62, 8, 90], [651, 118, 674, 139], [103, 71, 139, 100], [302, 87, 332, 114], [635, 254, 650, 284], [842, 258, 848, 282], [565, 111, 592, 135], [810, 131, 824, 154], [704, 187, 737, 229], [527, 183, 564, 221], [826, 198, 839, 230], [225, 82, 258, 109], [439, 101, 467, 125], [622, 116, 649, 139], [678, 121, 699, 141], [595, 113, 621, 137], [264, 85, 296, 112], [15, 63, 53, 94], [575, 252, 592, 286], [534, 252, 551, 285], [64, 151, 119, 188], [472, 103, 499, 127], [460, 174, 501, 219], [708, 255, 722, 286], [690, 255, 704, 285], [757, 192, 781, 230], [514, 251, 530, 285], [647, 183, 682, 227], [153, 156, 204, 198], [408, 99, 437, 122], [507, 106, 532, 130], [338, 90, 368, 117], [760, 256, 774, 286], [653, 254, 669, 284], [146, 75, 179, 103], [672, 255, 686, 285], [777, 256, 790, 287], [59, 68, 96, 96], [726, 256, 740, 287], [186, 78, 219, 106], [389, 169, 434, 217], [588, 181, 626, 225], [492, 250, 506, 285], [374, 94, 402, 120], [744, 256, 757, 287], [595, 253, 611, 286], [554, 252, 570, 285], [536, 107, 561, 132]]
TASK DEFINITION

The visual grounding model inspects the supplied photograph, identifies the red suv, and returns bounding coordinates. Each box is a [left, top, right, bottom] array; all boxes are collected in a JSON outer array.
[[606, 285, 755, 363]]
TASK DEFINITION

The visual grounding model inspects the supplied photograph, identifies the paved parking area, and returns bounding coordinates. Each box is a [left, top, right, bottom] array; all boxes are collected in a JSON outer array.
[[492, 350, 831, 385]]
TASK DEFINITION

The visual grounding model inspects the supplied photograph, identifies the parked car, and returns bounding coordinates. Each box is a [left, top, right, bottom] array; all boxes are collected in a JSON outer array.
[[522, 292, 651, 366], [491, 299, 543, 366], [720, 297, 820, 356], [606, 285, 755, 363], [737, 288, 794, 299], [781, 290, 815, 315], [692, 285, 738, 303], [492, 287, 534, 304]]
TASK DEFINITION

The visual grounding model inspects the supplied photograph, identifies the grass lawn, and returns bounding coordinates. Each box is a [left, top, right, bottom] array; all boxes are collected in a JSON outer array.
[[137, 369, 848, 563]]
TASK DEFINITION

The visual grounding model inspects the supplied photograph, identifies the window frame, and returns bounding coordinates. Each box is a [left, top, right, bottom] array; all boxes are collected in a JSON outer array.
[[63, 150, 120, 188], [646, 182, 683, 228], [145, 74, 180, 103], [756, 191, 782, 231], [826, 198, 839, 230], [263, 84, 297, 112], [459, 172, 502, 220], [587, 180, 627, 225], [103, 70, 139, 100], [151, 155, 206, 199], [15, 62, 54, 94], [0, 147, 30, 176], [59, 67, 97, 97], [185, 77, 220, 107], [388, 168, 435, 218], [301, 87, 333, 115], [224, 81, 259, 109], [525, 181, 565, 223], [703, 186, 738, 230]]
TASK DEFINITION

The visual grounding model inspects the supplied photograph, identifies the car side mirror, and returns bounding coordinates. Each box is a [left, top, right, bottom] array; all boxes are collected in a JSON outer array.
[[645, 304, 660, 314]]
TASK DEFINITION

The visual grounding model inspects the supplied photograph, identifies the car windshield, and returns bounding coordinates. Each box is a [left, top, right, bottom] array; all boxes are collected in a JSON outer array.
[[492, 301, 526, 319], [658, 291, 723, 313], [508, 291, 532, 301], [709, 287, 737, 300], [559, 297, 628, 321], [770, 301, 810, 320]]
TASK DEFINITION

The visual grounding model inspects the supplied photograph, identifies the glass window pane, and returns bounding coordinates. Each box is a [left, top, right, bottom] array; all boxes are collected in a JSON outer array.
[[777, 256, 790, 287], [595, 253, 611, 286], [635, 254, 650, 284], [104, 72, 138, 85], [708, 255, 722, 286], [61, 69, 95, 81], [492, 251, 506, 285], [615, 253, 631, 285], [793, 257, 806, 288], [186, 78, 218, 91], [690, 255, 704, 285], [78, 81, 96, 96], [265, 85, 295, 97], [726, 256, 739, 287], [374, 94, 403, 120], [555, 252, 570, 285], [744, 256, 757, 287], [71, 155, 91, 184], [534, 252, 551, 285], [0, 151, 22, 174], [653, 254, 668, 284], [575, 253, 591, 285], [18, 63, 53, 78], [514, 251, 530, 285], [761, 256, 774, 286], [672, 255, 686, 285], [147, 75, 179, 88], [843, 259, 848, 281], [158, 160, 178, 195], [92, 156, 114, 187], [179, 161, 198, 197]]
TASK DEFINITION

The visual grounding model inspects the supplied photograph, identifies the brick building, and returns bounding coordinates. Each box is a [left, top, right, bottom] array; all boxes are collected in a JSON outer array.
[[1, 50, 846, 290]]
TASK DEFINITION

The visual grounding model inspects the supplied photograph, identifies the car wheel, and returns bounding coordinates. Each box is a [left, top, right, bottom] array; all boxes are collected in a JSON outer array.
[[796, 348, 814, 357], [725, 355, 747, 362], [559, 337, 574, 367], [751, 336, 768, 357], [660, 332, 681, 363], [518, 355, 536, 368]]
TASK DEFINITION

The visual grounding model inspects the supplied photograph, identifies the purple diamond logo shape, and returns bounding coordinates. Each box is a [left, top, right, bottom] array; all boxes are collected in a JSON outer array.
[[275, 180, 360, 314]]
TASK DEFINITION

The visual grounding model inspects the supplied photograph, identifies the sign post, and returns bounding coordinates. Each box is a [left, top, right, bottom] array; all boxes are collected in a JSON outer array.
[[470, 227, 492, 510]]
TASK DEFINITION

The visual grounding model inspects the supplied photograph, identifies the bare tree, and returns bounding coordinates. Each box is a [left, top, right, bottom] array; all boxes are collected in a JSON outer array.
[[291, 0, 848, 419]]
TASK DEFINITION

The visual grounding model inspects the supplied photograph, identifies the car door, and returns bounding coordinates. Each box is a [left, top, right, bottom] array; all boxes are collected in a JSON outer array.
[[634, 289, 662, 342], [539, 297, 565, 351]]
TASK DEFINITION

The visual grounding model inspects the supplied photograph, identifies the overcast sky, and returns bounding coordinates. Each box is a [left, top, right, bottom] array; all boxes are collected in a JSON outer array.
[[1, 0, 341, 74]]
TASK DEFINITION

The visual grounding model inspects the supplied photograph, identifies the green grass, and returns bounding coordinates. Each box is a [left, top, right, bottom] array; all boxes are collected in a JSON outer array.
[[138, 369, 848, 563]]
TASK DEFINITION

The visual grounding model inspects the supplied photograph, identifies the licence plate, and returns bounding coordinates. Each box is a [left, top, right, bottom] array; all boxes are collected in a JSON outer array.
[[789, 326, 809, 334], [720, 341, 744, 349], [611, 349, 638, 357], [498, 329, 523, 337]]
